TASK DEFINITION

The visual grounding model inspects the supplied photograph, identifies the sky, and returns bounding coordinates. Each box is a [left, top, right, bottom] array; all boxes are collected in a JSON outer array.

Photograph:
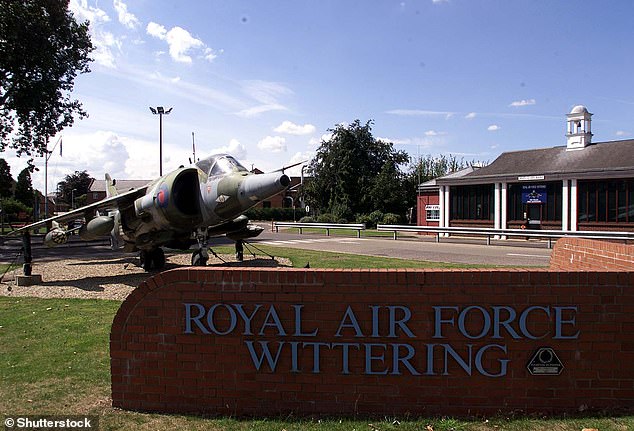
[[3, 0, 634, 194]]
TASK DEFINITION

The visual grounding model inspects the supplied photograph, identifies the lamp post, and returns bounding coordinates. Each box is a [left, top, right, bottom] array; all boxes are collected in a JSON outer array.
[[71, 188, 77, 210], [149, 106, 173, 176]]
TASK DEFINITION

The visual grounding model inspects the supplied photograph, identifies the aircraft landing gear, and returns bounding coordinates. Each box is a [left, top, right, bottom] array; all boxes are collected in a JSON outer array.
[[139, 248, 165, 271], [191, 248, 208, 267], [191, 228, 210, 267], [235, 240, 244, 262]]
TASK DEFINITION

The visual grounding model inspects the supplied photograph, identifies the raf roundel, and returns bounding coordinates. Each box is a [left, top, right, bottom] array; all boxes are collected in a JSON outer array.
[[157, 184, 170, 208]]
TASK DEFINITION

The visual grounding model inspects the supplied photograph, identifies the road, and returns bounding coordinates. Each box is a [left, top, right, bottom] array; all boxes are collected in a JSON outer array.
[[1, 228, 552, 267], [251, 228, 551, 266]]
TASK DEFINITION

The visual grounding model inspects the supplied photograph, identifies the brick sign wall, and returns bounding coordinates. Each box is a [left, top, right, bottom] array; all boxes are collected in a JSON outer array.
[[551, 237, 634, 271], [111, 266, 634, 417]]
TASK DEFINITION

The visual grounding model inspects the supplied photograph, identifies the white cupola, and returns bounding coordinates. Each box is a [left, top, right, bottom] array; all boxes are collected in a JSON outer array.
[[566, 104, 593, 150]]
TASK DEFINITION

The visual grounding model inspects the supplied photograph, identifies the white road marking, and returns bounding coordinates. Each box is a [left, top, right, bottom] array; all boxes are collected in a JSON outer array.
[[507, 253, 550, 259]]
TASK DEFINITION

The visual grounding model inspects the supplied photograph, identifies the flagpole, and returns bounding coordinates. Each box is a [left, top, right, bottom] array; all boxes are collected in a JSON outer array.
[[44, 148, 47, 222], [44, 136, 62, 222]]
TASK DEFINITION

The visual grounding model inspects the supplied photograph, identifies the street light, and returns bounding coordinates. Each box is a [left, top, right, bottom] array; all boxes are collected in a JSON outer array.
[[149, 106, 173, 176]]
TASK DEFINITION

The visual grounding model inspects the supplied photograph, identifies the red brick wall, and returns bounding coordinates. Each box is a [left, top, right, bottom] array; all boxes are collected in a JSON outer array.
[[416, 191, 439, 226], [111, 267, 634, 417], [551, 237, 634, 271]]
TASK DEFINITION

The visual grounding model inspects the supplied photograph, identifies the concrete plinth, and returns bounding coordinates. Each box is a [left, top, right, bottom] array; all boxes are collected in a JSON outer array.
[[15, 274, 42, 286]]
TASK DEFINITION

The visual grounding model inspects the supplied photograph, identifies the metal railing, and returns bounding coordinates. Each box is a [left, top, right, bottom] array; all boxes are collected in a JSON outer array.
[[273, 222, 366, 238], [376, 224, 634, 248]]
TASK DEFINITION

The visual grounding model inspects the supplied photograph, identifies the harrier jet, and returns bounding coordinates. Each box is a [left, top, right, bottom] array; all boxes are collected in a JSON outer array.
[[14, 154, 293, 271]]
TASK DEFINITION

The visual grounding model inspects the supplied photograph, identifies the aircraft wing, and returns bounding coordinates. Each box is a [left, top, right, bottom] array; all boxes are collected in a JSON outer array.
[[6, 186, 148, 235]]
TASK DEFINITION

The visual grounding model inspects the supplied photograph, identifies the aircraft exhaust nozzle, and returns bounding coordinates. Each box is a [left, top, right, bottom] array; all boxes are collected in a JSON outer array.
[[240, 173, 291, 203]]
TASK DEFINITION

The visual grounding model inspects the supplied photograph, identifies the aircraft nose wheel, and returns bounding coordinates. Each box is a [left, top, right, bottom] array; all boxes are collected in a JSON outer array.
[[191, 249, 208, 267]]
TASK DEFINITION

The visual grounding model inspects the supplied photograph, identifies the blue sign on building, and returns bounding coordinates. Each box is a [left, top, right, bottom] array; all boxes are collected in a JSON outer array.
[[522, 185, 547, 204]]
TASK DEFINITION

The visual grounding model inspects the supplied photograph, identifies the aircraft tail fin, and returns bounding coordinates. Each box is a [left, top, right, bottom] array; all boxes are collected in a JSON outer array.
[[105, 174, 118, 198]]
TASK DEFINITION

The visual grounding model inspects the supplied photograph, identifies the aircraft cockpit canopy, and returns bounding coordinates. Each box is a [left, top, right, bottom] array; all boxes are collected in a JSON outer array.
[[196, 154, 249, 177]]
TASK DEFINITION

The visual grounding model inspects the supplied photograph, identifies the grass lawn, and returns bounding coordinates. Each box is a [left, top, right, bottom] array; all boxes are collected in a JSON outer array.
[[0, 297, 632, 430], [211, 244, 496, 269]]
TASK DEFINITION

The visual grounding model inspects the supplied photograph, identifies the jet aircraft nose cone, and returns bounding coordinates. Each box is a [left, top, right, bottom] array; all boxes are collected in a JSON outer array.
[[280, 174, 290, 187]]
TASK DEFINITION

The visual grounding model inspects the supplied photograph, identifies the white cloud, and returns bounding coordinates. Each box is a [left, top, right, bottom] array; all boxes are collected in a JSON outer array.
[[234, 81, 293, 117], [258, 136, 287, 153], [69, 0, 120, 68], [432, 0, 449, 3], [243, 80, 293, 104], [488, 124, 501, 131], [236, 104, 288, 118], [285, 151, 314, 176], [274, 121, 316, 136], [15, 131, 134, 192], [69, 0, 110, 24], [113, 0, 140, 29], [146, 22, 217, 64], [465, 112, 477, 119], [165, 27, 203, 63], [308, 133, 332, 148], [203, 47, 218, 62], [386, 109, 455, 117], [210, 138, 247, 159], [509, 99, 536, 107], [616, 130, 628, 137], [425, 130, 446, 136], [146, 22, 166, 39]]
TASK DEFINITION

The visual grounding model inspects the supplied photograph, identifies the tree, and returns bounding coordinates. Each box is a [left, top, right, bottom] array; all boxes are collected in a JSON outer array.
[[402, 154, 486, 222], [369, 158, 409, 216], [0, 158, 13, 197], [14, 167, 34, 208], [303, 120, 410, 220], [56, 170, 93, 208], [405, 154, 468, 190], [0, 197, 31, 222], [0, 0, 93, 157]]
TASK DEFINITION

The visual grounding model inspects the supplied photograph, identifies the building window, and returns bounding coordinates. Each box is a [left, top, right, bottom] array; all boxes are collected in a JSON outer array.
[[425, 205, 440, 221], [507, 182, 562, 222], [450, 185, 493, 220], [578, 179, 634, 223]]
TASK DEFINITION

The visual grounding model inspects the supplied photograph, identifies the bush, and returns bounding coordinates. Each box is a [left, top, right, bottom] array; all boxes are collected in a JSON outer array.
[[316, 213, 335, 223], [336, 218, 348, 224], [298, 216, 315, 223], [330, 203, 352, 222], [368, 210, 384, 228], [382, 213, 401, 225], [355, 213, 372, 228]]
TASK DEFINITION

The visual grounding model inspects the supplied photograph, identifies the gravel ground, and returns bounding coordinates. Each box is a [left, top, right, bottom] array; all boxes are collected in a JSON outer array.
[[0, 252, 291, 301]]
